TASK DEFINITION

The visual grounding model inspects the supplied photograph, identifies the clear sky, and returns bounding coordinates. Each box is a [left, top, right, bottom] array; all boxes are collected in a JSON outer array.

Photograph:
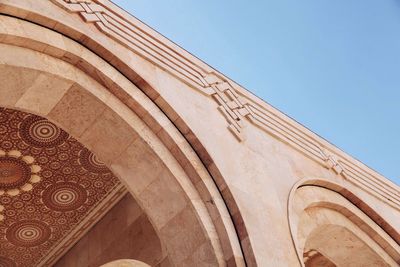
[[113, 0, 400, 185]]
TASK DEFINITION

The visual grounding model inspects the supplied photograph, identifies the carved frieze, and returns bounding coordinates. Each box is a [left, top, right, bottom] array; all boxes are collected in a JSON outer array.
[[47, 0, 400, 211]]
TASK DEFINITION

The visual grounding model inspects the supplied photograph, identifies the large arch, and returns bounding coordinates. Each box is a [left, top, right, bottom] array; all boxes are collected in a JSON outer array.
[[0, 14, 245, 266], [0, 0, 258, 263]]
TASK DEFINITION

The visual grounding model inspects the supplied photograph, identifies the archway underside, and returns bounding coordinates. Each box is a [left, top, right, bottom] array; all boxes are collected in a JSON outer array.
[[0, 40, 234, 266], [0, 9, 250, 266], [0, 106, 172, 267], [0, 107, 127, 266]]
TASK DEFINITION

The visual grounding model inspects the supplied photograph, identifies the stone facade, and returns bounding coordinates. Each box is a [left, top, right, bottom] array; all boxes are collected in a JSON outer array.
[[0, 0, 399, 266]]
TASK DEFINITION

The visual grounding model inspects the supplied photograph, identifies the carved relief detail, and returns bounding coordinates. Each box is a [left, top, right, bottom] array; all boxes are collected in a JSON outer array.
[[204, 74, 250, 141], [50, 0, 252, 141], [320, 149, 346, 176]]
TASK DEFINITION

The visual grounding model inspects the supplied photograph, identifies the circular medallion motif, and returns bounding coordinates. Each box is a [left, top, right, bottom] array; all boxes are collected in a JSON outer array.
[[0, 157, 31, 189], [0, 256, 16, 267], [79, 148, 109, 173], [19, 116, 68, 147], [6, 220, 51, 247], [42, 182, 87, 211], [0, 151, 41, 196]]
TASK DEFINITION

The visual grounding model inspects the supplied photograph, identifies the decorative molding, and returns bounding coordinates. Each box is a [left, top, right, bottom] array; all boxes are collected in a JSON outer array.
[[205, 73, 251, 141], [50, 0, 251, 140], [320, 149, 345, 176], [48, 0, 400, 211]]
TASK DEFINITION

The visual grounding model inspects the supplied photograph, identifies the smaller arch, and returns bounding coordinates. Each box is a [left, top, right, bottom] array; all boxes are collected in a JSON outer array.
[[290, 178, 400, 244], [288, 179, 400, 266], [100, 259, 151, 267]]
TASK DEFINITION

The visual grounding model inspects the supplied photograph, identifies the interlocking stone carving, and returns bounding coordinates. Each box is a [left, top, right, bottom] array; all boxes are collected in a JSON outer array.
[[51, 0, 252, 141], [204, 74, 251, 141], [320, 149, 345, 176]]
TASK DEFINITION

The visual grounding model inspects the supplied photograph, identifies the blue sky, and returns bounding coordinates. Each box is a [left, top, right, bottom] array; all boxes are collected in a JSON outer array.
[[113, 0, 400, 185]]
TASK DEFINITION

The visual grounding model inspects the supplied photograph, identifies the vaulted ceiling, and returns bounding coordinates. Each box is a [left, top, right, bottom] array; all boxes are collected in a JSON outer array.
[[0, 108, 125, 267]]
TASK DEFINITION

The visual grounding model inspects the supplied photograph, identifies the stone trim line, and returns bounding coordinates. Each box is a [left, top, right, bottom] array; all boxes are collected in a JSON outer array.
[[50, 0, 210, 93], [320, 149, 400, 210], [47, 0, 400, 212]]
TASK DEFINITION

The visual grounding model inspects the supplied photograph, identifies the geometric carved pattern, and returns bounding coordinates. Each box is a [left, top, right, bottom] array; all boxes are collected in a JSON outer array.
[[320, 149, 345, 176], [51, 0, 252, 141], [205, 75, 250, 141], [0, 204, 3, 222], [50, 0, 400, 210], [0, 256, 16, 267], [0, 108, 121, 267]]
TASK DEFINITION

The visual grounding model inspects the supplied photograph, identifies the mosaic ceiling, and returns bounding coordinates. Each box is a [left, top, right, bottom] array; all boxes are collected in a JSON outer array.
[[0, 108, 124, 267]]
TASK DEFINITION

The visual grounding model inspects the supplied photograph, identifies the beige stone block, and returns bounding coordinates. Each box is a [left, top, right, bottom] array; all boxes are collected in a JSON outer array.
[[74, 235, 90, 267], [124, 196, 144, 226], [104, 92, 148, 135], [15, 73, 73, 115], [179, 242, 220, 267], [0, 65, 41, 107], [139, 174, 187, 228], [88, 223, 104, 260], [56, 193, 163, 267], [111, 138, 163, 196], [160, 205, 208, 264], [48, 84, 107, 137], [80, 107, 138, 164]]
